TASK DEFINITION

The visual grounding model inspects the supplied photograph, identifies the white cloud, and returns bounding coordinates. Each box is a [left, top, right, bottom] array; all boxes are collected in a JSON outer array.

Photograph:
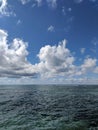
[[0, 29, 37, 78], [35, 39, 76, 78], [77, 58, 97, 75], [0, 0, 16, 17], [0, 0, 8, 16], [80, 48, 85, 54], [0, 0, 7, 10], [46, 0, 57, 8], [82, 58, 97, 69], [47, 25, 55, 32]]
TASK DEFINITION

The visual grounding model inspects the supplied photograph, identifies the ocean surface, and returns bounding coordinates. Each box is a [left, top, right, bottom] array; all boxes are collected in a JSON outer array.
[[0, 85, 98, 130]]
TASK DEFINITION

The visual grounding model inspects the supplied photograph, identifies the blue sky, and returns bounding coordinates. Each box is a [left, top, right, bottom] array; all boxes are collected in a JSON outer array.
[[0, 0, 98, 84]]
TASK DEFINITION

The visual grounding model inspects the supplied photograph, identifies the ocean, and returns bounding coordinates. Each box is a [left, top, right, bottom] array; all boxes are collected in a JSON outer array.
[[0, 85, 98, 130]]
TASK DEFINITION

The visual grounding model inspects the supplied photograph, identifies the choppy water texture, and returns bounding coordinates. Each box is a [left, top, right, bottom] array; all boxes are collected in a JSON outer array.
[[0, 85, 98, 130]]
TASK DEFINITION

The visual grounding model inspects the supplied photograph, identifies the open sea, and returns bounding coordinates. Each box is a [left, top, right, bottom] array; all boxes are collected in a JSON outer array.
[[0, 85, 98, 130]]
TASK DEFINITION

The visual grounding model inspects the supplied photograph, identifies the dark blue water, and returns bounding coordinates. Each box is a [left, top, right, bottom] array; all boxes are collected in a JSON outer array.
[[0, 85, 98, 130]]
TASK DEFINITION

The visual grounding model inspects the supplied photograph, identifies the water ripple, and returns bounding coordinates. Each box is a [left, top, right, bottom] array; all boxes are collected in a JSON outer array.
[[0, 85, 98, 130]]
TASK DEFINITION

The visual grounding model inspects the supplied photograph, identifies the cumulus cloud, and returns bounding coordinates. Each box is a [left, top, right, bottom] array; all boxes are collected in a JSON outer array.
[[35, 39, 76, 78], [0, 29, 37, 78], [76, 58, 97, 75], [47, 25, 55, 32], [35, 43, 97, 79]]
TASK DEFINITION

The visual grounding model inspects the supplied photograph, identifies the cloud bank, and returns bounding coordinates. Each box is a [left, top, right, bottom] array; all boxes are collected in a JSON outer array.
[[0, 29, 98, 82]]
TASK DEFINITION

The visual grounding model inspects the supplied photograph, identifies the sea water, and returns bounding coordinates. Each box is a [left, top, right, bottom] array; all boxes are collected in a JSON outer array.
[[0, 85, 98, 130]]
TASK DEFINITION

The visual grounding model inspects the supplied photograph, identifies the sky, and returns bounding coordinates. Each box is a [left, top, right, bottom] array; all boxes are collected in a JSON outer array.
[[0, 0, 98, 84]]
